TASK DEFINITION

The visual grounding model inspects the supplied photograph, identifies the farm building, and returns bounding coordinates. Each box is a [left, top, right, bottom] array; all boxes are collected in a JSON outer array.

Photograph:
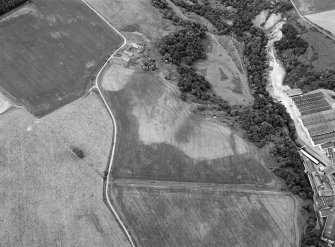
[[131, 43, 144, 52], [121, 54, 131, 62], [322, 211, 335, 245], [292, 92, 331, 116], [293, 92, 335, 146], [123, 50, 133, 57], [287, 88, 303, 97]]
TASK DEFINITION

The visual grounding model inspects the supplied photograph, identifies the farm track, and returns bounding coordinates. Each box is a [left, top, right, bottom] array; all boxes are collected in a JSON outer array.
[[290, 0, 335, 42], [115, 178, 291, 195], [80, 1, 136, 246]]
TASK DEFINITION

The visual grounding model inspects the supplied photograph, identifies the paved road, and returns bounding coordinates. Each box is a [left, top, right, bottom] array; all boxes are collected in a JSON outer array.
[[80, 1, 136, 246]]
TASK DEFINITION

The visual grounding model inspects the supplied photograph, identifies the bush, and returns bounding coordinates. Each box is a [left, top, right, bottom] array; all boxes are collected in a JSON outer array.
[[72, 147, 85, 159]]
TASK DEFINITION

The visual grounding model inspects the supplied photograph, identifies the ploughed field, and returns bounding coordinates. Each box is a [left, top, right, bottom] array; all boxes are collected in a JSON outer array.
[[102, 64, 276, 185], [0, 93, 129, 246], [113, 183, 298, 247], [0, 0, 122, 117]]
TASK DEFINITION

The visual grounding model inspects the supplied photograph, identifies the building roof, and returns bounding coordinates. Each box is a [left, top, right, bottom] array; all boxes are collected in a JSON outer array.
[[287, 88, 303, 97], [301, 109, 335, 127], [323, 211, 335, 240], [322, 142, 335, 149], [123, 50, 133, 56]]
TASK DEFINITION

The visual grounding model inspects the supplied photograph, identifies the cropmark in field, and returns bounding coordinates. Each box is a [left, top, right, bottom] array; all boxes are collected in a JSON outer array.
[[0, 0, 122, 117], [101, 62, 276, 185]]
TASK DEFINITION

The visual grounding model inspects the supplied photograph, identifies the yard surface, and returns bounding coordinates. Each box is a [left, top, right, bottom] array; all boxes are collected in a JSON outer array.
[[0, 95, 129, 246], [0, 0, 122, 117], [113, 183, 298, 247]]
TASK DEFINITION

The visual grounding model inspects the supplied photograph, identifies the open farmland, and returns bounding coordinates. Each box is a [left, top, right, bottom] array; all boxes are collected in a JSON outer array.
[[292, 0, 335, 15], [0, 0, 122, 117], [41, 92, 113, 174], [305, 10, 335, 35], [101, 60, 276, 185], [85, 0, 174, 40], [0, 106, 129, 246], [113, 183, 298, 247]]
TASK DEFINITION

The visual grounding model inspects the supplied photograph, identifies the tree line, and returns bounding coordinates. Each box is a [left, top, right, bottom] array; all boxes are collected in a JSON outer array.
[[0, 0, 28, 16]]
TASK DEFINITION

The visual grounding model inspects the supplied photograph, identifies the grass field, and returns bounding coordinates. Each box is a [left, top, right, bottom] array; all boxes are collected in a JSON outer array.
[[101, 61, 276, 185], [292, 0, 335, 15], [113, 184, 298, 247], [0, 0, 122, 117], [0, 106, 129, 246], [196, 35, 252, 105]]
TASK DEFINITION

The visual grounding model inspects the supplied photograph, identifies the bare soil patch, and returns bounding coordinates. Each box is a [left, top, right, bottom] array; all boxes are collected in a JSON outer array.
[[0, 109, 129, 247], [0, 0, 122, 117], [113, 184, 298, 247]]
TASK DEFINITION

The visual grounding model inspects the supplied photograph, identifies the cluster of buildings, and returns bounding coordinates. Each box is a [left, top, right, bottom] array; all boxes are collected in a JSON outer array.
[[301, 151, 335, 245], [288, 90, 335, 163], [290, 89, 335, 245], [118, 42, 144, 62]]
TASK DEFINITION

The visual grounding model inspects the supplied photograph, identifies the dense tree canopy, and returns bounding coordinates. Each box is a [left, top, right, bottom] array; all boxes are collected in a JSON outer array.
[[0, 0, 27, 16]]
